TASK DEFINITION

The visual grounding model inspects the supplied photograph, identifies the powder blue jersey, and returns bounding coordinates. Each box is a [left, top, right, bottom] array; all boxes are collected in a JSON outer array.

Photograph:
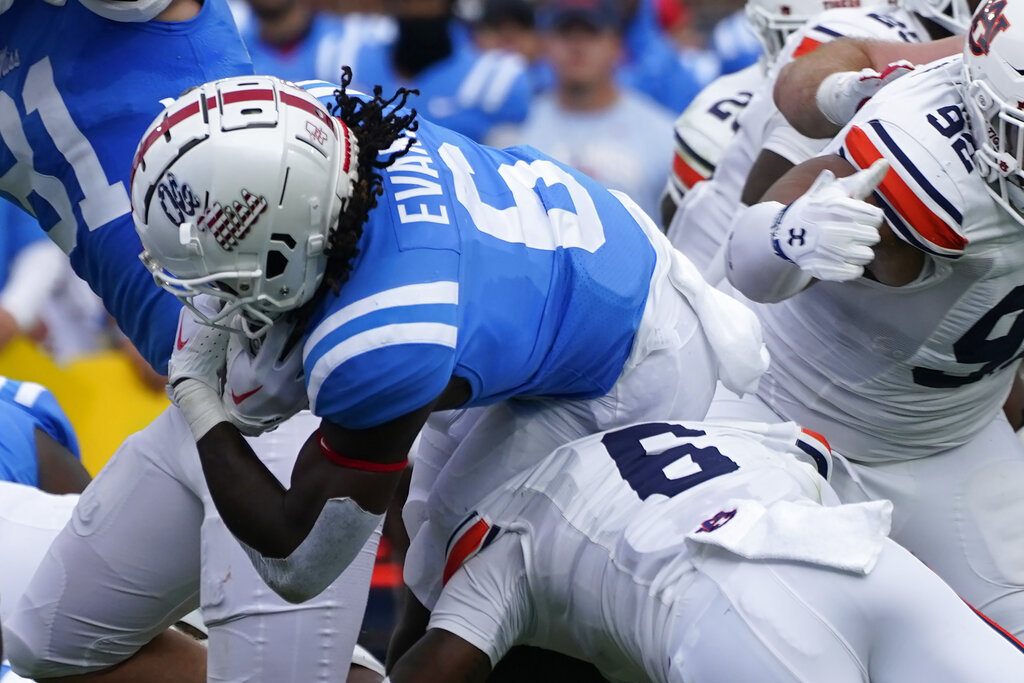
[[298, 82, 658, 430], [0, 376, 79, 486], [0, 0, 253, 372]]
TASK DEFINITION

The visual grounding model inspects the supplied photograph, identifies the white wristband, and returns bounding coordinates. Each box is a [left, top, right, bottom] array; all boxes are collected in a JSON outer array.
[[726, 200, 813, 303], [815, 70, 861, 127], [173, 378, 230, 441]]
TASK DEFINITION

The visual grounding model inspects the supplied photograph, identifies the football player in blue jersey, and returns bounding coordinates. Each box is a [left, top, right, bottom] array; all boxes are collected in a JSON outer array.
[[0, 376, 87, 494], [129, 68, 769, 669], [0, 0, 386, 681]]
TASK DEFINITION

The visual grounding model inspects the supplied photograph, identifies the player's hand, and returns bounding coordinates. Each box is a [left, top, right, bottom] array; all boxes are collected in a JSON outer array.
[[771, 159, 888, 282], [167, 296, 229, 393], [222, 317, 307, 436], [816, 61, 915, 127]]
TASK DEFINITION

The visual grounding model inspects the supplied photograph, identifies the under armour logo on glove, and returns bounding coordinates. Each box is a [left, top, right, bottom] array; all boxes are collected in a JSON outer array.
[[197, 189, 268, 251], [771, 158, 888, 282]]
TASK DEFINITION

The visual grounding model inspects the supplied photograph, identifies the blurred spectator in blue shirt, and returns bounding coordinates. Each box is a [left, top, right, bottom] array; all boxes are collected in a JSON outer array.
[[710, 6, 762, 74], [233, 0, 395, 83], [0, 203, 65, 352], [494, 0, 674, 218], [473, 0, 548, 92], [347, 0, 532, 141]]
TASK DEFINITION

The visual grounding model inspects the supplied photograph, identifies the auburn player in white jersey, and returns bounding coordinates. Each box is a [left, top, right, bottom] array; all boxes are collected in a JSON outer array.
[[383, 420, 1024, 683], [658, 0, 846, 230], [720, 0, 1024, 636], [659, 63, 760, 228], [666, 0, 961, 275]]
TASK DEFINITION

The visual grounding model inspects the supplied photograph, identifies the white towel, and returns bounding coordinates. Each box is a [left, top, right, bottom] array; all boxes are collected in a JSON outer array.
[[667, 247, 771, 397], [686, 497, 893, 574], [608, 189, 770, 397]]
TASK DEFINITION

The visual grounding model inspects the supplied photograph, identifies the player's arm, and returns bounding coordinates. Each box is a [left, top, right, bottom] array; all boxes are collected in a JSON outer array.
[[774, 37, 960, 138], [726, 155, 923, 302], [168, 315, 462, 603], [194, 395, 445, 603], [387, 630, 492, 683], [34, 428, 91, 494], [390, 530, 529, 683]]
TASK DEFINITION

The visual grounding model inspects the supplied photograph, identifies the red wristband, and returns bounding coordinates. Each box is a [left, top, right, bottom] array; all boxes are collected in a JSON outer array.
[[317, 431, 408, 473]]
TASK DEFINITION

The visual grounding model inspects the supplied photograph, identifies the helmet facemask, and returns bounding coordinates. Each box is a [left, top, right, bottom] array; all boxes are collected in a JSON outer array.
[[745, 3, 807, 62], [964, 78, 1024, 222], [962, 0, 1024, 224]]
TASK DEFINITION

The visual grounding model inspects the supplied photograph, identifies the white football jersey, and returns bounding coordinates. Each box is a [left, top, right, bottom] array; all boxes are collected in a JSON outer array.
[[754, 57, 1024, 460], [667, 6, 929, 275], [430, 420, 836, 683], [663, 63, 762, 213]]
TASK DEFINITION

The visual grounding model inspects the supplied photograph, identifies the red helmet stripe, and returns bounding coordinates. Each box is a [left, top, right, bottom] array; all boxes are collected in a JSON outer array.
[[281, 91, 337, 137]]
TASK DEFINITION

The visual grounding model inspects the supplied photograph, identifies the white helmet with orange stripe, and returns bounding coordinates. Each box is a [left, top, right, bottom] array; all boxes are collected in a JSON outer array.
[[131, 76, 360, 337], [745, 0, 895, 61], [963, 0, 1024, 221]]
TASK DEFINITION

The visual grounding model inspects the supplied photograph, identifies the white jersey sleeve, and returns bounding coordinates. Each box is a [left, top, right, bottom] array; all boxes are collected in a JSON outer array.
[[428, 531, 531, 667], [668, 6, 928, 274]]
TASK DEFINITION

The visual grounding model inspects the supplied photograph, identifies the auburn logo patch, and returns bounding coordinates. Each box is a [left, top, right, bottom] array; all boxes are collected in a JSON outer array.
[[969, 0, 1011, 56]]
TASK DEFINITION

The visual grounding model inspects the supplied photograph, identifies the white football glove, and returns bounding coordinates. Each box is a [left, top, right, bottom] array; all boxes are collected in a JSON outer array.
[[223, 317, 308, 437], [816, 60, 915, 127], [168, 296, 231, 440], [168, 296, 229, 392], [771, 159, 888, 283]]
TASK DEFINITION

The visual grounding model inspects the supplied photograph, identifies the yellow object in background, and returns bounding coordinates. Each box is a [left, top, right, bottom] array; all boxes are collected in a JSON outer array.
[[0, 338, 169, 475]]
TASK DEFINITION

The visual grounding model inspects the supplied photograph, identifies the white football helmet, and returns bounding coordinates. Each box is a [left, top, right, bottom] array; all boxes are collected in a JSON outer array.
[[900, 0, 975, 34], [963, 0, 1024, 222], [131, 76, 359, 337], [745, 0, 894, 61]]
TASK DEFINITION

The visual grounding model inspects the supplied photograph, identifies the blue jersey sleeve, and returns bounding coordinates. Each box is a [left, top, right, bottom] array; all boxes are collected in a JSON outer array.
[[307, 342, 456, 430], [0, 377, 80, 458], [302, 284, 459, 429], [0, 403, 42, 486]]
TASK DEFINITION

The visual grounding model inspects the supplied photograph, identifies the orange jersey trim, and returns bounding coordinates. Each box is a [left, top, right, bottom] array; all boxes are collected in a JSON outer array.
[[443, 518, 490, 586], [844, 126, 967, 252], [673, 151, 709, 190], [792, 37, 824, 58]]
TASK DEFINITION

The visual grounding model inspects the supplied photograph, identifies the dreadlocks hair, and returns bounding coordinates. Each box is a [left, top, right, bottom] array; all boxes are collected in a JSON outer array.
[[327, 67, 418, 285], [292, 66, 418, 331]]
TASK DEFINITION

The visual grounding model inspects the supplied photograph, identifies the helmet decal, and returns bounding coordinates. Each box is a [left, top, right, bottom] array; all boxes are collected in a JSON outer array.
[[197, 189, 269, 252], [970, 0, 1012, 56], [306, 120, 329, 146], [157, 173, 201, 225]]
